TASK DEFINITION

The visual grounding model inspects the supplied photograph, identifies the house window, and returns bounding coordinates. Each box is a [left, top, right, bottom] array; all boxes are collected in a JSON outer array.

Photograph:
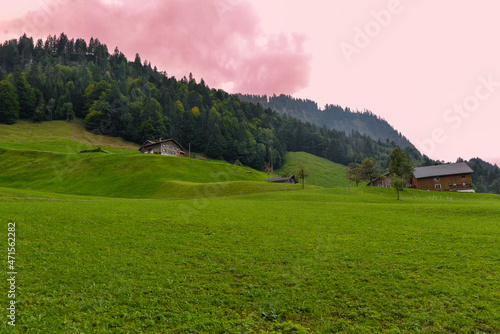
[[435, 184, 442, 190], [434, 177, 440, 181], [462, 175, 466, 178]]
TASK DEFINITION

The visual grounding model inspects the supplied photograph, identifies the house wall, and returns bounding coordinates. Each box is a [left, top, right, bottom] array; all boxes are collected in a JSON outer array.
[[413, 173, 473, 191], [371, 176, 391, 187], [142, 143, 161, 154], [141, 141, 184, 157], [160, 142, 183, 157]]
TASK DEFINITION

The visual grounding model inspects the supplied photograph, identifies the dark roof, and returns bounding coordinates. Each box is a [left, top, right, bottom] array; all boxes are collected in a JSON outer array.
[[139, 138, 184, 150], [413, 162, 474, 179], [266, 175, 296, 182]]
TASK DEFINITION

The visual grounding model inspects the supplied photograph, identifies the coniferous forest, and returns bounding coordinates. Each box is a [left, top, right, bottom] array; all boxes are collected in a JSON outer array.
[[236, 93, 413, 148], [1, 33, 499, 193], [0, 33, 416, 170]]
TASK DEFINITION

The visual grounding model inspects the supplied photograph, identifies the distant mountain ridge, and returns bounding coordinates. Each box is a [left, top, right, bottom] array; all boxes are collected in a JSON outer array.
[[236, 94, 413, 148]]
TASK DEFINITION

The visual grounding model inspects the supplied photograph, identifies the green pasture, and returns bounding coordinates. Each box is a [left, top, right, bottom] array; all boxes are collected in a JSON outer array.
[[0, 187, 499, 333], [0, 120, 499, 333], [276, 152, 350, 188]]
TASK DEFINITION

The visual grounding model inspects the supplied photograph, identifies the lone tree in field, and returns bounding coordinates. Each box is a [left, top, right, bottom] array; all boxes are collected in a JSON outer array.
[[296, 161, 310, 189], [390, 176, 407, 200], [388, 147, 414, 200], [346, 162, 362, 186]]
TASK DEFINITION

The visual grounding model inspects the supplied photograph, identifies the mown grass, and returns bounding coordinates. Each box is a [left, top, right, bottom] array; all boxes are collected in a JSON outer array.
[[0, 147, 311, 198], [1, 120, 499, 332], [0, 121, 316, 199], [1, 187, 498, 333], [0, 120, 139, 154], [275, 152, 349, 188]]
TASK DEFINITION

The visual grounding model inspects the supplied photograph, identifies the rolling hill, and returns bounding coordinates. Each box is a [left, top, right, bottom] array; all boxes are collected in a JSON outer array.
[[0, 120, 309, 198], [275, 151, 350, 188]]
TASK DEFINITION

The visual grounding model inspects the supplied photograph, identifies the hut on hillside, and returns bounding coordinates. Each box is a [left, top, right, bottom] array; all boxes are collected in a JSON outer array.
[[266, 175, 297, 184]]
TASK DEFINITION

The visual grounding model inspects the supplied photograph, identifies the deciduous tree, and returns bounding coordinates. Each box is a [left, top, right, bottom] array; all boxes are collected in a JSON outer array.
[[296, 161, 310, 189], [390, 176, 406, 200], [346, 162, 362, 187], [388, 147, 414, 200]]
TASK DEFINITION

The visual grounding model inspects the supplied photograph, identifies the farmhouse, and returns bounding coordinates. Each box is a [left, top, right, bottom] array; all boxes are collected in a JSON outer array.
[[139, 138, 185, 157], [266, 175, 297, 184], [411, 162, 474, 192]]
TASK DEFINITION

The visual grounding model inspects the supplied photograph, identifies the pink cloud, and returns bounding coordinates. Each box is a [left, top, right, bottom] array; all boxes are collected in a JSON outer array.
[[0, 0, 311, 95]]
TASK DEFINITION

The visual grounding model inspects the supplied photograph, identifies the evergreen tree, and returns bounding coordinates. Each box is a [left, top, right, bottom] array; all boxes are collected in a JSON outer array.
[[11, 66, 36, 119], [389, 147, 414, 178], [0, 81, 20, 124]]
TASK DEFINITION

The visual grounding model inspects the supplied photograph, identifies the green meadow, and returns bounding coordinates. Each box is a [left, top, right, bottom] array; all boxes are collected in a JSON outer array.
[[0, 121, 499, 333], [276, 152, 350, 188]]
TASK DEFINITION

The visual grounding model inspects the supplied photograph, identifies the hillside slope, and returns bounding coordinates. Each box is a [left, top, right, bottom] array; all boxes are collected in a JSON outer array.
[[237, 94, 413, 148], [0, 121, 307, 198], [0, 120, 140, 154], [275, 151, 350, 188]]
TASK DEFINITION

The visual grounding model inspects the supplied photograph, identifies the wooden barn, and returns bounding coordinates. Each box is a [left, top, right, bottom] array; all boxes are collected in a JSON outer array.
[[266, 175, 297, 184], [411, 163, 474, 192], [139, 138, 185, 157], [367, 173, 412, 188], [367, 172, 390, 187]]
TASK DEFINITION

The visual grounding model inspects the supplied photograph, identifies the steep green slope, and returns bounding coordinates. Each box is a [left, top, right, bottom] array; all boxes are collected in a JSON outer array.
[[0, 121, 311, 198], [0, 120, 140, 154], [0, 147, 307, 198], [276, 151, 350, 188]]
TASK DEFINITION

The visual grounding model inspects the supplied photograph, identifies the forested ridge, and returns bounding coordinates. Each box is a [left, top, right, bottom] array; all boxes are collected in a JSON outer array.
[[237, 93, 413, 148], [0, 33, 417, 170], [1, 33, 499, 193]]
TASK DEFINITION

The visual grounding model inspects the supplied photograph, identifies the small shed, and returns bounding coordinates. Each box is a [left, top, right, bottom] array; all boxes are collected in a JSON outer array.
[[367, 172, 391, 187], [266, 175, 297, 184]]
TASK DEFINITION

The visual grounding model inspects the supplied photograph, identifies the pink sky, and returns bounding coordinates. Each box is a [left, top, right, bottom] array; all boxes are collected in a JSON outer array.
[[1, 0, 499, 165]]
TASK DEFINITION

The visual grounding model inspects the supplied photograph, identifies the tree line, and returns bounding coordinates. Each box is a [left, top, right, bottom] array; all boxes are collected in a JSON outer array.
[[0, 33, 411, 171], [236, 93, 414, 148]]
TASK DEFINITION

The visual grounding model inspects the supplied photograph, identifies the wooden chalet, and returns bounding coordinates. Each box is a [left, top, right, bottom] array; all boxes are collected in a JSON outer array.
[[138, 138, 185, 157], [410, 163, 474, 192], [266, 175, 297, 184]]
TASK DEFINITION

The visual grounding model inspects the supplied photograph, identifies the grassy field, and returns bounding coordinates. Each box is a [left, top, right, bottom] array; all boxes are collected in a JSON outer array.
[[0, 121, 315, 199], [0, 187, 499, 333], [1, 121, 499, 332], [0, 120, 140, 154], [275, 152, 350, 188]]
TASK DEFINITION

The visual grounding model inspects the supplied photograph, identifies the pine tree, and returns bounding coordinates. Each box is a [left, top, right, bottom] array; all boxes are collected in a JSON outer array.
[[0, 81, 20, 124]]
